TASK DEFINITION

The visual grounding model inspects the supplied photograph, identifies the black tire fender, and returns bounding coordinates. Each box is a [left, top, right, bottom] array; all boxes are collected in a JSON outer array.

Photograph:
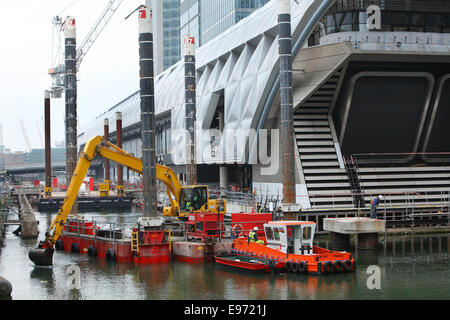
[[334, 260, 344, 273], [291, 261, 299, 273], [105, 248, 116, 261], [55, 239, 64, 251], [298, 261, 307, 273], [87, 246, 97, 257], [343, 259, 353, 272], [323, 261, 333, 273], [70, 242, 80, 253]]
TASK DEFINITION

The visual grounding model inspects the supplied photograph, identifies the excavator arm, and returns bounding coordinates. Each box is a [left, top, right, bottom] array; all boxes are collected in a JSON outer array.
[[29, 135, 181, 266]]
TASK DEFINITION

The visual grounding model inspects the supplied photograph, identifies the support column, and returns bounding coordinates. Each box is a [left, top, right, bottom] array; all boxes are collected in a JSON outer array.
[[278, 0, 296, 204], [218, 111, 228, 191], [184, 35, 197, 185], [139, 6, 157, 217], [116, 112, 123, 195], [278, 0, 297, 217], [103, 118, 110, 182], [64, 17, 78, 215], [44, 90, 52, 198]]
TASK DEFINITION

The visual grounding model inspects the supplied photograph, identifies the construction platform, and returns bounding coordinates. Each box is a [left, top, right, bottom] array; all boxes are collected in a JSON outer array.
[[38, 191, 134, 212], [323, 217, 386, 250]]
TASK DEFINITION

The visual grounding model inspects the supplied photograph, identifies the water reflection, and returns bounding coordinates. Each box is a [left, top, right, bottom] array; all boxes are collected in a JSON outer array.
[[1, 210, 449, 299]]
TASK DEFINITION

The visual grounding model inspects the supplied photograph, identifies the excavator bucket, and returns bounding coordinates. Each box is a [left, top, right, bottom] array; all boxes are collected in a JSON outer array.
[[29, 247, 54, 266]]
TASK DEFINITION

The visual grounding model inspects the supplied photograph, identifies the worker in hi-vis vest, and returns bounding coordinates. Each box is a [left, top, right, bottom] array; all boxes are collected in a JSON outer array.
[[370, 195, 383, 219], [248, 227, 264, 245]]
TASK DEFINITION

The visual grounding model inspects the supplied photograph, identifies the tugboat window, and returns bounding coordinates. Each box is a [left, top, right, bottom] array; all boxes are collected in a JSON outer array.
[[303, 226, 312, 240], [265, 227, 274, 240], [274, 228, 280, 241]]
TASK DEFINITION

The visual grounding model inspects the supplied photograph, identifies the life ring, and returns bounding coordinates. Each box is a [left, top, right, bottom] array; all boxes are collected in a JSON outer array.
[[334, 260, 344, 273], [343, 260, 353, 272], [291, 261, 299, 273], [105, 248, 116, 261], [298, 261, 307, 273], [87, 246, 97, 257], [323, 261, 333, 273], [55, 239, 64, 251], [231, 224, 244, 238], [70, 242, 80, 253]]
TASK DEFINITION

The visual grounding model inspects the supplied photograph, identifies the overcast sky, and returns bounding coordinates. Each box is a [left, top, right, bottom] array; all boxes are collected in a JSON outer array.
[[0, 0, 145, 152]]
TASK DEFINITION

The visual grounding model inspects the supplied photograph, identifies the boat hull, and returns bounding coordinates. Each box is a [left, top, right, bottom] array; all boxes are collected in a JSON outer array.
[[214, 255, 283, 272], [232, 238, 355, 275]]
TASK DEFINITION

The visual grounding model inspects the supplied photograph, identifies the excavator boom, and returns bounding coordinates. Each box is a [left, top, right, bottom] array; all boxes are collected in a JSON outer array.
[[29, 135, 181, 266]]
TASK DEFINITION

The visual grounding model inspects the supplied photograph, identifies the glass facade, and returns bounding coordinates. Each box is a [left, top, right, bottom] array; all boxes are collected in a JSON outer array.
[[180, 0, 201, 50], [200, 0, 270, 45], [322, 0, 450, 36], [162, 0, 181, 70]]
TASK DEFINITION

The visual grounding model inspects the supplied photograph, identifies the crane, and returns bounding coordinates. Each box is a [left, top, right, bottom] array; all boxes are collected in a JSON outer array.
[[48, 0, 124, 97], [19, 118, 32, 152], [29, 136, 226, 266]]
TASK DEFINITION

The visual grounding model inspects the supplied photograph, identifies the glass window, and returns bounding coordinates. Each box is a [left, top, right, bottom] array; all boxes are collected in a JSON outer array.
[[179, 188, 193, 211], [303, 226, 312, 240], [192, 186, 208, 211], [411, 13, 424, 26], [265, 227, 274, 240], [273, 228, 280, 241], [391, 13, 409, 26]]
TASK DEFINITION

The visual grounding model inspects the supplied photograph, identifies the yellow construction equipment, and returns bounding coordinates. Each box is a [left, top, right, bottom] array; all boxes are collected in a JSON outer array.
[[29, 135, 226, 266]]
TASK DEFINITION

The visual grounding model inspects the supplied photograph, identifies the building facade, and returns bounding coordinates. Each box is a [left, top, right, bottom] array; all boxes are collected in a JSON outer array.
[[80, 0, 450, 215], [199, 0, 270, 45]]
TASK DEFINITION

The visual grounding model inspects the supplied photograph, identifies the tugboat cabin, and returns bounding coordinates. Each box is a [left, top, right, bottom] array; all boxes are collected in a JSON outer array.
[[264, 221, 315, 255]]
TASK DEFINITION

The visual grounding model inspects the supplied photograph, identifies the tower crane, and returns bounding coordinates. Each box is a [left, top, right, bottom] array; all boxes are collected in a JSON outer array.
[[48, 0, 124, 97], [19, 118, 32, 152]]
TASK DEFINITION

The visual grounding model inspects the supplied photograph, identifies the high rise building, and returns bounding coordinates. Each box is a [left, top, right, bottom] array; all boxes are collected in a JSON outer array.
[[153, 0, 182, 74], [180, 0, 201, 49], [179, 0, 270, 51], [199, 0, 270, 45]]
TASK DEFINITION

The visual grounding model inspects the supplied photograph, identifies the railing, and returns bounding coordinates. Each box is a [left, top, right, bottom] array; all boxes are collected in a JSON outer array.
[[351, 152, 450, 165]]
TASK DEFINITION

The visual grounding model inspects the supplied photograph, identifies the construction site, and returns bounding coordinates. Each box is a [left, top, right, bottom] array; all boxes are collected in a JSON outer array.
[[1, 0, 450, 303]]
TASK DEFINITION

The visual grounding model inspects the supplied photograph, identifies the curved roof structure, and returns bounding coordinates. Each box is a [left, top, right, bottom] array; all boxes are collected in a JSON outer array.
[[79, 0, 331, 165]]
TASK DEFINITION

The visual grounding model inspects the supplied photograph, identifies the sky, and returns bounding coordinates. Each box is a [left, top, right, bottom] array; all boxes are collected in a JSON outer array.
[[0, 0, 145, 152]]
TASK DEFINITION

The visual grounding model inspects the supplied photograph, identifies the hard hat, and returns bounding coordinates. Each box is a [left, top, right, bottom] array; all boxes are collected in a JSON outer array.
[[253, 227, 258, 231], [379, 195, 383, 199]]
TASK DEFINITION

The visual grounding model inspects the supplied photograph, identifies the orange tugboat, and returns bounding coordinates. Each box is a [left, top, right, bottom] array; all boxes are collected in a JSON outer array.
[[215, 221, 355, 275]]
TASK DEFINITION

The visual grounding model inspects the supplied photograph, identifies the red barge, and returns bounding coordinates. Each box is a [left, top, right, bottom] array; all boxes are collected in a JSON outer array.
[[216, 221, 356, 275], [55, 217, 170, 264]]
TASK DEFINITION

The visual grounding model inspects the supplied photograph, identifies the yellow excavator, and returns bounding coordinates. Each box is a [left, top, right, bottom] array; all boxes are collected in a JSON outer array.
[[29, 135, 226, 266]]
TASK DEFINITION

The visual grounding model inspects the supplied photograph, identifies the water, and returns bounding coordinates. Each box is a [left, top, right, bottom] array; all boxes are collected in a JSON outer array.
[[1, 210, 449, 300]]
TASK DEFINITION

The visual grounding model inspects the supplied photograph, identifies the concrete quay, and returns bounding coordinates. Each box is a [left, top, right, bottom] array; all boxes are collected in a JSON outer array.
[[323, 217, 386, 250]]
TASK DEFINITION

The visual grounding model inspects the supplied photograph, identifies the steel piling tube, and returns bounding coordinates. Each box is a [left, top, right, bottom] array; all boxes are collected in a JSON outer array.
[[250, 0, 336, 168], [44, 90, 52, 195], [116, 112, 123, 189], [139, 7, 157, 216], [278, 0, 296, 204], [184, 36, 197, 185], [65, 17, 78, 214], [104, 118, 110, 181]]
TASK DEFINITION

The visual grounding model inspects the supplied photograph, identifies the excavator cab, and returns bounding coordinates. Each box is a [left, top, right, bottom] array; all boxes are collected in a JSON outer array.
[[178, 186, 209, 218]]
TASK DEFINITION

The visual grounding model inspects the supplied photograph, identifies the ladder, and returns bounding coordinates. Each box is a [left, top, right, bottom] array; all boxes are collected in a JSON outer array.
[[131, 231, 139, 253], [343, 155, 365, 208]]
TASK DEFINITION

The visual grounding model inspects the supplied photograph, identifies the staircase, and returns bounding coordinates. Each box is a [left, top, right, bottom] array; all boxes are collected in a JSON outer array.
[[343, 156, 365, 208], [295, 68, 354, 209]]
